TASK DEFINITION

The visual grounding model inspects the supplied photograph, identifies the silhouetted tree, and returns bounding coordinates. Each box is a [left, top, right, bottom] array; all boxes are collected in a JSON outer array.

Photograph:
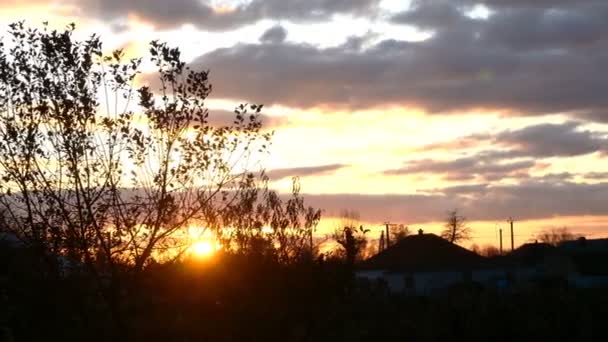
[[441, 209, 471, 244], [470, 243, 501, 257], [334, 224, 369, 266], [536, 227, 582, 246], [0, 22, 274, 272], [337, 209, 360, 230], [218, 176, 321, 263], [391, 224, 411, 242], [331, 209, 371, 261], [0, 22, 277, 335]]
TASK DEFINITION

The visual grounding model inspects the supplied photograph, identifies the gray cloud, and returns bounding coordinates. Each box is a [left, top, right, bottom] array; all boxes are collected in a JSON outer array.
[[186, 0, 608, 122], [583, 172, 608, 180], [76, 0, 380, 31], [386, 122, 608, 182], [301, 180, 608, 223], [577, 112, 608, 123], [480, 7, 608, 51], [426, 184, 490, 195], [391, 0, 475, 30], [259, 25, 287, 44], [201, 109, 288, 129], [495, 121, 608, 158], [265, 164, 348, 180], [418, 122, 608, 160], [479, 0, 604, 9], [383, 156, 535, 182]]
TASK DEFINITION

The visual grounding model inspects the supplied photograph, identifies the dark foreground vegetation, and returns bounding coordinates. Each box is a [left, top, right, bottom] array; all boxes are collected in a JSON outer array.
[[2, 241, 607, 342]]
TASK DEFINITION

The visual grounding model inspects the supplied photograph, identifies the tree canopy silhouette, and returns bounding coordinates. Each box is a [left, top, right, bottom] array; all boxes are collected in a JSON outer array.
[[536, 227, 582, 246], [333, 210, 369, 265], [441, 209, 471, 244], [0, 21, 292, 275]]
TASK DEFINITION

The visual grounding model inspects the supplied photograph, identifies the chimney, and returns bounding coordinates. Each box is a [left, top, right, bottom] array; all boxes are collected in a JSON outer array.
[[418, 229, 424, 235]]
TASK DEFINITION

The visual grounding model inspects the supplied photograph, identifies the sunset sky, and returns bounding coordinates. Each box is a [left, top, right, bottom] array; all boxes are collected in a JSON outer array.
[[2, 0, 608, 247]]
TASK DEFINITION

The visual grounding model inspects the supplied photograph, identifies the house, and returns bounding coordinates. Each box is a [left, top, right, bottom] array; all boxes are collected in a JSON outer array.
[[503, 238, 608, 289], [487, 242, 575, 290], [357, 230, 487, 295], [358, 231, 608, 296], [558, 237, 608, 288]]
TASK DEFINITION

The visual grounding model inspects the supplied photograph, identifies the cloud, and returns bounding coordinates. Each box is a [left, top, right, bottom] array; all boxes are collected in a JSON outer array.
[[205, 109, 289, 129], [383, 156, 535, 182], [259, 25, 287, 44], [382, 122, 608, 183], [577, 112, 608, 124], [390, 0, 475, 30], [495, 121, 608, 157], [478, 0, 603, 9], [185, 0, 608, 122], [427, 184, 490, 195], [583, 172, 608, 180], [265, 164, 348, 180], [300, 180, 608, 223], [419, 121, 608, 159], [76, 0, 380, 31]]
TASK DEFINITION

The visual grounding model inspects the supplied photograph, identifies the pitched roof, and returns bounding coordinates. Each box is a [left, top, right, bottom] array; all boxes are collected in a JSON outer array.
[[506, 242, 557, 265], [560, 238, 608, 253], [359, 233, 485, 272], [487, 242, 569, 269]]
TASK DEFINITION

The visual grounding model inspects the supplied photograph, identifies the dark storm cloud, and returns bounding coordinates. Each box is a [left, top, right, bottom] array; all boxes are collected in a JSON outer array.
[[186, 0, 608, 122], [301, 180, 608, 223], [76, 0, 380, 31], [265, 164, 348, 180]]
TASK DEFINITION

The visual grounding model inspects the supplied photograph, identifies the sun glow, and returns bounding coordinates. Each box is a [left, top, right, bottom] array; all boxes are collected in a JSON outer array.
[[191, 240, 215, 257]]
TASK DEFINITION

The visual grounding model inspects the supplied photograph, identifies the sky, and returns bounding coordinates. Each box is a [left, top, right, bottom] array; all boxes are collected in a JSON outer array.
[[1, 0, 608, 248]]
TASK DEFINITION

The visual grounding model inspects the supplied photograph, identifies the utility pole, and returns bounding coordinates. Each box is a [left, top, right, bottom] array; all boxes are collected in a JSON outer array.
[[379, 231, 385, 252], [508, 217, 515, 251], [384, 222, 391, 248], [499, 228, 503, 255]]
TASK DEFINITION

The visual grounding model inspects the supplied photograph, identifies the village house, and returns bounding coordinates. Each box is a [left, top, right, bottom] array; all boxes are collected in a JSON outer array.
[[357, 231, 608, 295], [357, 230, 489, 295]]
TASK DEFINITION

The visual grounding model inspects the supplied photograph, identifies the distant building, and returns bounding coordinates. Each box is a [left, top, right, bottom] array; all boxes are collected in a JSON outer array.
[[559, 237, 608, 288], [357, 233, 608, 295], [357, 231, 487, 295]]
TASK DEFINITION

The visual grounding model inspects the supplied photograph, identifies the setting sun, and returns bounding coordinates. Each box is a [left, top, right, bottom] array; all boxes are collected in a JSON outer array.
[[191, 240, 215, 257]]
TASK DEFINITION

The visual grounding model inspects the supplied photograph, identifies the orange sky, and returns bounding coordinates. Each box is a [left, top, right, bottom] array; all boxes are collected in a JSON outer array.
[[2, 0, 608, 248]]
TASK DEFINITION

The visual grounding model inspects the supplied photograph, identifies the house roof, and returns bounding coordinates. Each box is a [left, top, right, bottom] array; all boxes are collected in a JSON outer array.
[[559, 238, 608, 275], [505, 242, 557, 265], [359, 233, 485, 272], [483, 242, 562, 269], [560, 237, 608, 253]]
